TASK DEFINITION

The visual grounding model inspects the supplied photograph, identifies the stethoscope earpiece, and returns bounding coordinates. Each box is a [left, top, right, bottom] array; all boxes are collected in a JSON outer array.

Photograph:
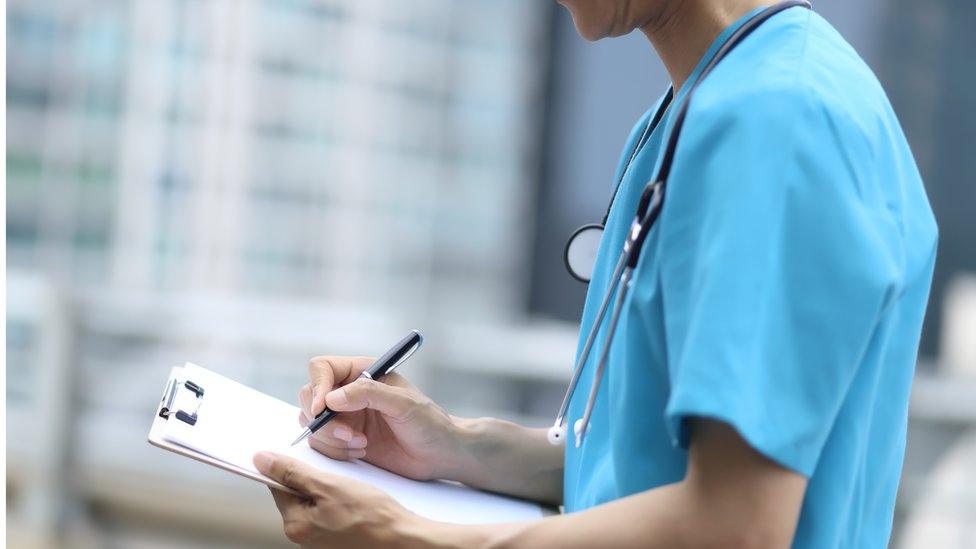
[[547, 423, 566, 446], [547, 419, 588, 447]]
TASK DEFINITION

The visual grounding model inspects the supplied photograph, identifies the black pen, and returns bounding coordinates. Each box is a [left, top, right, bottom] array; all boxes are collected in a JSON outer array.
[[290, 330, 424, 446]]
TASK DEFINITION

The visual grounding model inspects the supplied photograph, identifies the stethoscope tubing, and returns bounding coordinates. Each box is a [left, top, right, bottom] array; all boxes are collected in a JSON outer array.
[[565, 192, 663, 446], [554, 0, 813, 448], [553, 248, 629, 425], [575, 266, 633, 446]]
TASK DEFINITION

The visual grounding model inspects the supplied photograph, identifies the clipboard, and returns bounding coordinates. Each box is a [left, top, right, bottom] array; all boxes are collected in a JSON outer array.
[[148, 366, 300, 495], [147, 363, 548, 524]]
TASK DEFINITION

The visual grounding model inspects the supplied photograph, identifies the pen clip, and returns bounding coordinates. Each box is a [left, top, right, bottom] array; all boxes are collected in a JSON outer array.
[[386, 332, 423, 375]]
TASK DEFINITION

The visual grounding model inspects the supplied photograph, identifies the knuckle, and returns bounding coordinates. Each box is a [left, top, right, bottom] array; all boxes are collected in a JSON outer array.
[[307, 355, 333, 373], [387, 387, 421, 422], [309, 436, 332, 452], [342, 378, 369, 399], [356, 378, 378, 392], [283, 519, 311, 543], [280, 463, 297, 486], [410, 397, 433, 420], [399, 397, 427, 423], [319, 425, 340, 441], [394, 383, 416, 402], [310, 438, 346, 460], [367, 378, 395, 397]]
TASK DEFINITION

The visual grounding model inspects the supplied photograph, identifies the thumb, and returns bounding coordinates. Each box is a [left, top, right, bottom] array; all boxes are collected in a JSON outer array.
[[254, 452, 318, 495], [325, 378, 418, 421]]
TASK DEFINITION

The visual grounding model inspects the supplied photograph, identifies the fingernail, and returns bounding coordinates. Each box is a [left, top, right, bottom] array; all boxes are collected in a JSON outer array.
[[348, 436, 367, 449], [326, 388, 348, 408], [349, 449, 366, 459], [254, 451, 274, 473], [333, 425, 353, 442]]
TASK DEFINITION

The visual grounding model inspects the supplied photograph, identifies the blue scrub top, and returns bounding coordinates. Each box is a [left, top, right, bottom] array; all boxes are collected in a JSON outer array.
[[563, 6, 937, 548]]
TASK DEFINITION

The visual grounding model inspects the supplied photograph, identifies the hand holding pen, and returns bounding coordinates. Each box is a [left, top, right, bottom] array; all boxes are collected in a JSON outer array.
[[294, 331, 473, 481], [293, 330, 424, 446]]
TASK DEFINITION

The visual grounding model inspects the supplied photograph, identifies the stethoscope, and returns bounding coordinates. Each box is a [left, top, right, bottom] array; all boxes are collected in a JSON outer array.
[[550, 0, 812, 448]]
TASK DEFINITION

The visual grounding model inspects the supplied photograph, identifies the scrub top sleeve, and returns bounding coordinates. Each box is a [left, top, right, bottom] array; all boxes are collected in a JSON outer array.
[[659, 88, 903, 477]]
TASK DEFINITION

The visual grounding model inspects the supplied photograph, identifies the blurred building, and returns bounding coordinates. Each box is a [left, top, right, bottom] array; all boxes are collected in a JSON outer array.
[[8, 0, 548, 317], [5, 0, 564, 436], [7, 1, 561, 546]]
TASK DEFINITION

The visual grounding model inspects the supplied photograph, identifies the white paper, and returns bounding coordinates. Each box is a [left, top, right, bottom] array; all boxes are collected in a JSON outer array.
[[162, 363, 544, 525]]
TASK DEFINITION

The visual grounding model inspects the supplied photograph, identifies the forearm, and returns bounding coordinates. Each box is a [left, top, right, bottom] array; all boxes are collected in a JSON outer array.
[[444, 417, 563, 506], [425, 480, 787, 549], [485, 483, 707, 548], [426, 420, 805, 549]]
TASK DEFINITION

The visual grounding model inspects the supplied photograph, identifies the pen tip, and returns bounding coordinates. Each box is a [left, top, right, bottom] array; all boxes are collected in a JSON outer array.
[[291, 429, 312, 446]]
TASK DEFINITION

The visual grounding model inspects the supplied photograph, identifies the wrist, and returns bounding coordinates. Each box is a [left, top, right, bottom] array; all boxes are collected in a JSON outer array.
[[441, 416, 564, 505], [439, 416, 491, 487]]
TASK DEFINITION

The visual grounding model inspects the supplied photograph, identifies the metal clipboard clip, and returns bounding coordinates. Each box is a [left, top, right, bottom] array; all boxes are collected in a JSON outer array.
[[158, 377, 205, 426]]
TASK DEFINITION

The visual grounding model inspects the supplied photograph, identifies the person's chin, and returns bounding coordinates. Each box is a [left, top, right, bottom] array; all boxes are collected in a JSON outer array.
[[576, 22, 611, 41]]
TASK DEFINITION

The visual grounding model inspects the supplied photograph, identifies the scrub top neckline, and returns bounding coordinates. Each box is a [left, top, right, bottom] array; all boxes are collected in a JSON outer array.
[[606, 6, 773, 228], [642, 5, 773, 186], [671, 5, 769, 102]]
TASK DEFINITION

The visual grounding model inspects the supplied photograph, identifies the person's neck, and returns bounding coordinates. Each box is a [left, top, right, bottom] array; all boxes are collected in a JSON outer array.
[[640, 0, 771, 92]]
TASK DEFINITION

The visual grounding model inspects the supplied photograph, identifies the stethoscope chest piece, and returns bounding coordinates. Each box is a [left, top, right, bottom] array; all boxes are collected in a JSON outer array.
[[564, 223, 605, 283], [551, 0, 812, 449]]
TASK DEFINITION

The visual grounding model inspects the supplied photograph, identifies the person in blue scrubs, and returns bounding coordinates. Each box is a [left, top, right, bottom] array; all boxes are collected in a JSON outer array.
[[257, 1, 937, 547]]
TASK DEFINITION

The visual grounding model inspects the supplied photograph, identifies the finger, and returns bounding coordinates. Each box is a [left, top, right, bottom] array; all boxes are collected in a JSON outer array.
[[325, 378, 418, 421], [380, 372, 415, 390], [298, 383, 312, 416], [268, 488, 315, 545], [269, 485, 307, 514], [307, 356, 354, 415], [304, 416, 366, 448], [254, 452, 324, 495], [309, 436, 367, 461], [320, 425, 368, 449]]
